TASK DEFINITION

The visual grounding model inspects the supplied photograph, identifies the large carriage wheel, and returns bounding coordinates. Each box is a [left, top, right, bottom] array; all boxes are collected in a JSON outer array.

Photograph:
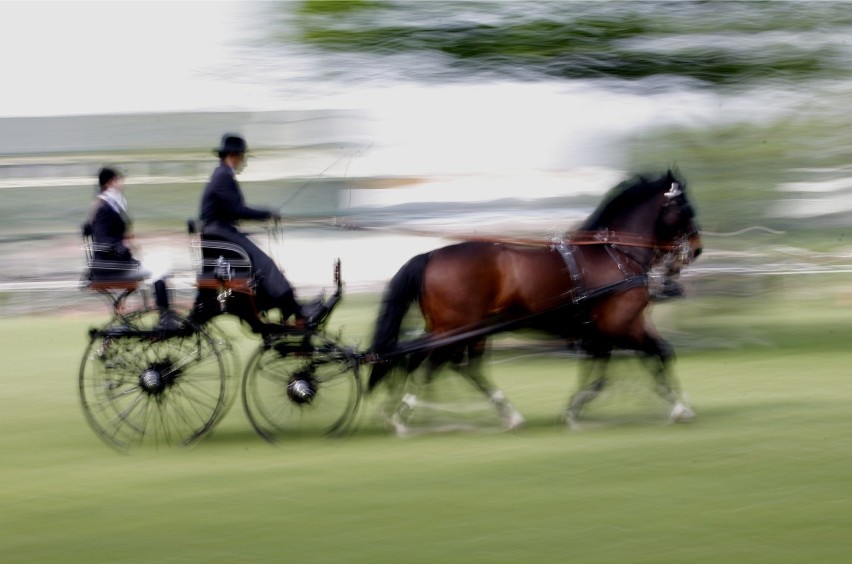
[[199, 319, 242, 415], [242, 337, 362, 442], [79, 317, 229, 450]]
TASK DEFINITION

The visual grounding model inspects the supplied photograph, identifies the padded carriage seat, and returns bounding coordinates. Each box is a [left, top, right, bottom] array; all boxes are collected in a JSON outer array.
[[81, 223, 147, 291], [187, 219, 254, 294]]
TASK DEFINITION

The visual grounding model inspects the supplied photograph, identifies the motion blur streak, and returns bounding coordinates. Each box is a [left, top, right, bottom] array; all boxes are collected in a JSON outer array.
[[1, 1, 851, 312]]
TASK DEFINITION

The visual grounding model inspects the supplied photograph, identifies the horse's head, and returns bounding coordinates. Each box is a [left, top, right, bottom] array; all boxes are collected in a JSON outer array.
[[655, 170, 702, 269], [579, 169, 702, 269]]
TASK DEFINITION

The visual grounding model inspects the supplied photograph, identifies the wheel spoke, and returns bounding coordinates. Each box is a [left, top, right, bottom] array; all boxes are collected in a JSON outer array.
[[105, 389, 148, 444], [243, 343, 361, 443], [79, 322, 231, 451]]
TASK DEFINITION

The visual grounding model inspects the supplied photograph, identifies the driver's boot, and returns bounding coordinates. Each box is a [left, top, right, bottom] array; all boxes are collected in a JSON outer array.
[[153, 279, 184, 331], [278, 290, 308, 327]]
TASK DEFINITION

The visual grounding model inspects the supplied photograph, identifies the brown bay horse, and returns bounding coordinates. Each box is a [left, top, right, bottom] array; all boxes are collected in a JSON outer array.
[[368, 170, 702, 433]]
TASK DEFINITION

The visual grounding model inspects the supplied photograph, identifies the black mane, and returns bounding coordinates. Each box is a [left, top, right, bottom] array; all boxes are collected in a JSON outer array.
[[579, 171, 684, 231]]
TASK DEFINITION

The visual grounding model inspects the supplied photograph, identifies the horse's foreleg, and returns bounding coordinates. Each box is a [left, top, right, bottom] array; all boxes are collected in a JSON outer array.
[[461, 340, 525, 430], [566, 344, 611, 429], [642, 336, 694, 423]]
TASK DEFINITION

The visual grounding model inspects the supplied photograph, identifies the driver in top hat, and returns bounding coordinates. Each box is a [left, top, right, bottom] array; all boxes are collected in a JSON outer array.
[[198, 133, 307, 324]]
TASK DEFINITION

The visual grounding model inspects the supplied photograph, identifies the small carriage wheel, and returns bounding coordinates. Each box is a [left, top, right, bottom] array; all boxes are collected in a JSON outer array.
[[242, 337, 362, 443], [78, 316, 229, 451]]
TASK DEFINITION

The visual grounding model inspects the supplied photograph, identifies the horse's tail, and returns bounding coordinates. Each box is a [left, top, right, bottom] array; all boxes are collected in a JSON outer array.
[[368, 251, 431, 391]]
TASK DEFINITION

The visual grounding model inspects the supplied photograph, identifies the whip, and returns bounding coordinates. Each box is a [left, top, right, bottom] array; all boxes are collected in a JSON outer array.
[[277, 144, 368, 212]]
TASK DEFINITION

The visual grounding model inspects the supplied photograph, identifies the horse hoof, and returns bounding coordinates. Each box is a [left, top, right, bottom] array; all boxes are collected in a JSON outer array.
[[565, 412, 581, 432], [391, 414, 412, 438], [669, 402, 695, 423], [504, 411, 525, 431]]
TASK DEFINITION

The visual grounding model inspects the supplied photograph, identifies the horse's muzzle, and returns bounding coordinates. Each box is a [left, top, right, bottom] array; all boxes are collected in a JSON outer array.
[[686, 232, 703, 264]]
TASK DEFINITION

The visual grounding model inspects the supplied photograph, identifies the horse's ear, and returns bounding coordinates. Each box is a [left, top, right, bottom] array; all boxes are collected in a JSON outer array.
[[665, 168, 685, 191]]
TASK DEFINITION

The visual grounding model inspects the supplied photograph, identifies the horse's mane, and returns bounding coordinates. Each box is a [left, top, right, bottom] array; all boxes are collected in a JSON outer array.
[[578, 170, 684, 231]]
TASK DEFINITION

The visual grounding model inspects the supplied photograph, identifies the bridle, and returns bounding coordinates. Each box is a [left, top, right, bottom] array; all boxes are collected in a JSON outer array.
[[567, 182, 699, 275]]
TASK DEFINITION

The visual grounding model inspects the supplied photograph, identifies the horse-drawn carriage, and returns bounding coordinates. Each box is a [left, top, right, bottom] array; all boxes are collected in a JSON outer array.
[[78, 170, 702, 448], [79, 220, 362, 450]]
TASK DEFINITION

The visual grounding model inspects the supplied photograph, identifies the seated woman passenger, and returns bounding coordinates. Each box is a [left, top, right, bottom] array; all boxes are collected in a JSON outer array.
[[89, 167, 143, 276], [87, 167, 179, 329]]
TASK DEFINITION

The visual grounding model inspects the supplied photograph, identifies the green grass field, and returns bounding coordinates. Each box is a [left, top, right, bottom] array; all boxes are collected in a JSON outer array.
[[2, 291, 852, 563]]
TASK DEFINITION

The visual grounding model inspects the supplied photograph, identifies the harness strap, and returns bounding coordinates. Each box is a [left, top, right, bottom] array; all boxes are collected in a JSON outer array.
[[552, 239, 585, 299], [552, 237, 651, 305], [573, 274, 648, 306]]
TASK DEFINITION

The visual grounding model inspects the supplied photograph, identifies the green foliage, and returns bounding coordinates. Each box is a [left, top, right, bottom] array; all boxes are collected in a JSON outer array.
[[298, 0, 381, 16], [292, 1, 851, 85], [627, 100, 852, 234]]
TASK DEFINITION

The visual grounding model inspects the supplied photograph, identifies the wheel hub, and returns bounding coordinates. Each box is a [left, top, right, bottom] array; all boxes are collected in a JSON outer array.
[[139, 360, 174, 395], [140, 368, 165, 394], [287, 375, 316, 405]]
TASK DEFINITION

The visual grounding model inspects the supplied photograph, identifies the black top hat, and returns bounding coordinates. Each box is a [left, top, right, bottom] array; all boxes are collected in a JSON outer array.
[[216, 134, 248, 157]]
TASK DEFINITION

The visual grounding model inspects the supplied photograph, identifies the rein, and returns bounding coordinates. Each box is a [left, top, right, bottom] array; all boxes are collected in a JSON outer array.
[[320, 217, 680, 252], [300, 214, 690, 285], [568, 230, 681, 252]]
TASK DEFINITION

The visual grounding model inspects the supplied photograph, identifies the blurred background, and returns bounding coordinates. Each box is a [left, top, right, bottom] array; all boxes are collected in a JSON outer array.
[[1, 0, 852, 317]]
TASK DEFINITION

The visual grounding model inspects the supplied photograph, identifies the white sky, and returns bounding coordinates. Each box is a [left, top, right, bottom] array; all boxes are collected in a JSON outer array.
[[0, 1, 274, 117], [0, 1, 586, 174], [0, 1, 799, 181]]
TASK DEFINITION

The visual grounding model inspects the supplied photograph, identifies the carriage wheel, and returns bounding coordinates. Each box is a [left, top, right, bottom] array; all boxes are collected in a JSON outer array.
[[200, 320, 242, 415], [79, 319, 229, 450], [242, 340, 362, 442]]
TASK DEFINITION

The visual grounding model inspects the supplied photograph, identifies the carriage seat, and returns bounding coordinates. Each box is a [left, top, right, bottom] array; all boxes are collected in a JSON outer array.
[[187, 219, 255, 294], [81, 223, 147, 291]]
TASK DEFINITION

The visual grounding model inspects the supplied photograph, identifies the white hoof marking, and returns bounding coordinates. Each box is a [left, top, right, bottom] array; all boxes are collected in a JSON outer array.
[[504, 410, 525, 431], [565, 412, 581, 432], [391, 414, 411, 438], [670, 402, 695, 423]]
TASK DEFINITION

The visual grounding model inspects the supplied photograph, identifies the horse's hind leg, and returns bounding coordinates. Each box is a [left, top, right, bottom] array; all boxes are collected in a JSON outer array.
[[566, 344, 611, 429], [399, 341, 524, 432], [379, 365, 413, 432], [457, 340, 525, 430], [442, 340, 525, 430], [387, 349, 449, 437], [642, 336, 694, 423]]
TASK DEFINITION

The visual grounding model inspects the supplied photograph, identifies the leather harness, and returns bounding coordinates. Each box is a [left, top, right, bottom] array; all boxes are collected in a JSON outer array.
[[551, 229, 673, 306]]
